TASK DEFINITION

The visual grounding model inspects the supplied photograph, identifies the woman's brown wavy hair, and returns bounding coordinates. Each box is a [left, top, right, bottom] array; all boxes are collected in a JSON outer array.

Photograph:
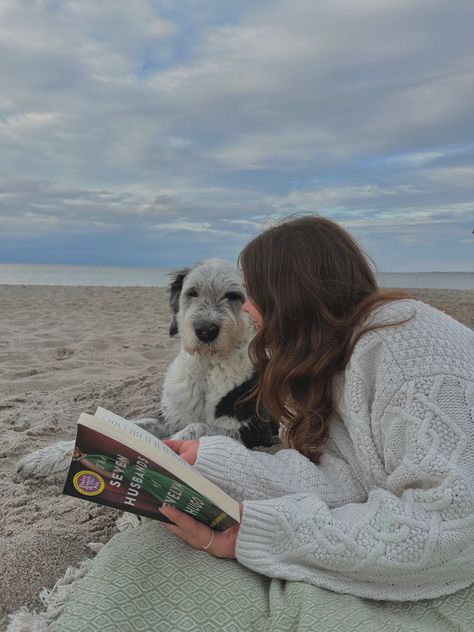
[[238, 213, 411, 463]]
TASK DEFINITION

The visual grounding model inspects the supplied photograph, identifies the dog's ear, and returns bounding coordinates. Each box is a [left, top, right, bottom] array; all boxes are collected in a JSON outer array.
[[167, 267, 191, 336]]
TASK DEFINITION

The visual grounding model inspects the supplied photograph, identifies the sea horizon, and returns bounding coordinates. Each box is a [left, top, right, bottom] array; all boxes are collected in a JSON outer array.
[[0, 263, 473, 290]]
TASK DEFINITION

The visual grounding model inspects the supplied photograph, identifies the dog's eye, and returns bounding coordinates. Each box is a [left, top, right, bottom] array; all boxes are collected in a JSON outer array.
[[187, 289, 199, 298], [224, 292, 243, 301]]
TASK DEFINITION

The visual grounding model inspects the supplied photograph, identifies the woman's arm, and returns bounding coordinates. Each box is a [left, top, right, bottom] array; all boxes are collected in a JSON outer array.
[[194, 435, 367, 507], [235, 482, 473, 601]]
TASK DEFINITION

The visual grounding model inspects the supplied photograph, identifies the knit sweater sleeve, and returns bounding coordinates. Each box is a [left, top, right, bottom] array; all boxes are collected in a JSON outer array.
[[194, 436, 367, 506]]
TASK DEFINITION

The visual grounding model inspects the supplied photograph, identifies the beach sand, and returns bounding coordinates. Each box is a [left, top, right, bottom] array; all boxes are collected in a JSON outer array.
[[1, 285, 473, 626]]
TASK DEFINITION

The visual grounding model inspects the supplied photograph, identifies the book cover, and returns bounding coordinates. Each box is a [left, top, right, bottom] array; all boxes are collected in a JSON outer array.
[[62, 411, 239, 532]]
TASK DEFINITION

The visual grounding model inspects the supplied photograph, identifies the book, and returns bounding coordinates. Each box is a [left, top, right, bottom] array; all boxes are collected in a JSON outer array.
[[62, 407, 240, 531]]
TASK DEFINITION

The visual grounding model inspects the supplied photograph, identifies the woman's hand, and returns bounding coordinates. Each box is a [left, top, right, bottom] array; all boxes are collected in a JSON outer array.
[[162, 439, 199, 465], [159, 503, 243, 559]]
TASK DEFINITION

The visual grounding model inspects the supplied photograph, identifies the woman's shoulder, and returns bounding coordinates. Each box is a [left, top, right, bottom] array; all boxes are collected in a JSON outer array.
[[369, 297, 471, 339], [357, 298, 474, 382]]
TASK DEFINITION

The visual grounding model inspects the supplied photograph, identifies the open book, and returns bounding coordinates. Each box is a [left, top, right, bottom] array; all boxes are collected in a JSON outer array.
[[62, 407, 240, 531]]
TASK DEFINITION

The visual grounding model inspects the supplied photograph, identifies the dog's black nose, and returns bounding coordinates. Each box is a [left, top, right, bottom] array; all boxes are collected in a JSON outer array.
[[194, 322, 220, 343]]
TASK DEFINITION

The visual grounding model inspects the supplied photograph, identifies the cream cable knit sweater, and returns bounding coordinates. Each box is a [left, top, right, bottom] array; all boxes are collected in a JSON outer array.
[[194, 300, 474, 601]]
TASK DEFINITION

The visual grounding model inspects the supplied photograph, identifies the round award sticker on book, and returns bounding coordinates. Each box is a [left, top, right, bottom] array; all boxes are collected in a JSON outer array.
[[73, 470, 105, 496]]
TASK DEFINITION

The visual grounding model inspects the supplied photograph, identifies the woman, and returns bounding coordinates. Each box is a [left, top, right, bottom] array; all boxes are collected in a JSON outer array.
[[52, 214, 474, 631]]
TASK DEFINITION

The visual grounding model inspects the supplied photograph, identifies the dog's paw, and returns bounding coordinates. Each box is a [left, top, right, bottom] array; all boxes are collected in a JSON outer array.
[[16, 440, 75, 479], [133, 417, 169, 439], [170, 423, 209, 441], [170, 429, 195, 441]]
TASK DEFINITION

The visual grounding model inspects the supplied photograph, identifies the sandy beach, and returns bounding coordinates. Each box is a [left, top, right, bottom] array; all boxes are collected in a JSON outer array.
[[1, 285, 473, 627]]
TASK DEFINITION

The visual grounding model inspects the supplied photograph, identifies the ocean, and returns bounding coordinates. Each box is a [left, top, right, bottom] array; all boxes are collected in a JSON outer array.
[[0, 264, 473, 290]]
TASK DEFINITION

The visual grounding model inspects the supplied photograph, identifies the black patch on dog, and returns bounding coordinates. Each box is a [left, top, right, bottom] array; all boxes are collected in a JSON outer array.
[[215, 374, 278, 449], [167, 268, 191, 336]]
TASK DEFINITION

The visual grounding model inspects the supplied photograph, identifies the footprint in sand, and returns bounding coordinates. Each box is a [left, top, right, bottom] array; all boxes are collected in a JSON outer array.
[[54, 347, 75, 361], [1, 368, 43, 380], [141, 350, 164, 360]]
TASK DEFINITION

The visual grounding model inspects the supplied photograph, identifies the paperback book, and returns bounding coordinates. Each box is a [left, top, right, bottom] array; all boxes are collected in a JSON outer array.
[[62, 407, 240, 531]]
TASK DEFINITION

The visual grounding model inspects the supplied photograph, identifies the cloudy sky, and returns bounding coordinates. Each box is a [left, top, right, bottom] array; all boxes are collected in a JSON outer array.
[[1, 0, 473, 271]]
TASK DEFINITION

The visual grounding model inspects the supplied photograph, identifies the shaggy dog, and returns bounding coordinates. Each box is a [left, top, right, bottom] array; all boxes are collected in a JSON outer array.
[[17, 258, 276, 479]]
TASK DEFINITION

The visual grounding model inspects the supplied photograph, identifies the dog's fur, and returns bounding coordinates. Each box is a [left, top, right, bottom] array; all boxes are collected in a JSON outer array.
[[17, 258, 275, 479]]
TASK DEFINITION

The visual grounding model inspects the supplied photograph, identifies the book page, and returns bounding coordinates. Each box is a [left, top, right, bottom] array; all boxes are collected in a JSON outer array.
[[95, 407, 192, 470]]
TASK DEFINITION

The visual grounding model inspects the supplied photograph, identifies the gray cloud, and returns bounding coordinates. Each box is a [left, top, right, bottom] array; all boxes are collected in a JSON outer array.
[[0, 0, 473, 269]]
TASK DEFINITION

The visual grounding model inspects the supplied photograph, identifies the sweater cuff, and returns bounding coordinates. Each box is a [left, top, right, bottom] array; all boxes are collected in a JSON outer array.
[[235, 499, 279, 572]]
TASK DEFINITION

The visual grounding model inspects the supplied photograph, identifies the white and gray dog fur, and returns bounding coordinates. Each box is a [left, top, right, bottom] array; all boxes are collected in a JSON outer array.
[[17, 258, 276, 479]]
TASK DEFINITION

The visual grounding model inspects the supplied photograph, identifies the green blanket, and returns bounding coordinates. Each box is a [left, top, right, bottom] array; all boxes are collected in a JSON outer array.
[[51, 520, 474, 632]]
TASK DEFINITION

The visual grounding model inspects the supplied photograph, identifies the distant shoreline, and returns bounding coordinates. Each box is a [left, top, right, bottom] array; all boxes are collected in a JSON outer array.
[[0, 264, 473, 290]]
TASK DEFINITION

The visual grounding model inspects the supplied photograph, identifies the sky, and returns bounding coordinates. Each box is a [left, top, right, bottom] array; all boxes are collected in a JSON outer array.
[[0, 0, 473, 272]]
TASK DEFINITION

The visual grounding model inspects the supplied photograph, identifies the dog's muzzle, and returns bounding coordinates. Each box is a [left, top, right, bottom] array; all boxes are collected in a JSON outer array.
[[194, 321, 220, 343]]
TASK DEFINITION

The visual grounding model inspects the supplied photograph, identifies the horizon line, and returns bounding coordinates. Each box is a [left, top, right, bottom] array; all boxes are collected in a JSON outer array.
[[0, 262, 473, 274]]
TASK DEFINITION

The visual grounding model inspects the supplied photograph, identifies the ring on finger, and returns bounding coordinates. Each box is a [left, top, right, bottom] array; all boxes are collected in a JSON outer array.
[[202, 531, 215, 550]]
